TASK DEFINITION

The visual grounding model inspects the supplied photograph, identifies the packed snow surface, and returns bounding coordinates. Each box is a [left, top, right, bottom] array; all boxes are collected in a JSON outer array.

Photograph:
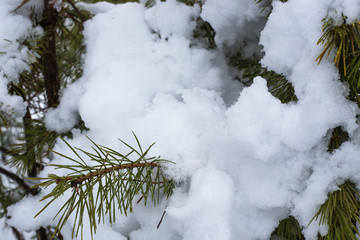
[[6, 0, 360, 239]]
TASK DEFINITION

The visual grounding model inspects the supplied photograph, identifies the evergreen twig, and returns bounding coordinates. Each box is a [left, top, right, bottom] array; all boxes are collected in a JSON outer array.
[[274, 216, 304, 240], [0, 166, 38, 195], [311, 16, 360, 238], [316, 18, 360, 77], [229, 51, 297, 103], [33, 134, 174, 239], [309, 181, 360, 240]]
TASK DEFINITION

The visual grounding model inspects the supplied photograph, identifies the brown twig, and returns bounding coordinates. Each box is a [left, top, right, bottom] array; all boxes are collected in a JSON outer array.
[[0, 166, 39, 195], [119, 177, 166, 185], [56, 162, 159, 186], [0, 146, 18, 157], [137, 196, 144, 204], [157, 210, 167, 229], [40, 0, 60, 108]]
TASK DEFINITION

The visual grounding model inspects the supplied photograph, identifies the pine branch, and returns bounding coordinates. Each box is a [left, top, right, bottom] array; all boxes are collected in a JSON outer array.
[[229, 51, 297, 103], [0, 146, 17, 157], [34, 134, 175, 239], [272, 14, 360, 240], [273, 216, 304, 240], [327, 126, 349, 153], [309, 181, 360, 240], [0, 166, 38, 195], [309, 15, 360, 239], [8, 120, 59, 175], [316, 18, 360, 82]]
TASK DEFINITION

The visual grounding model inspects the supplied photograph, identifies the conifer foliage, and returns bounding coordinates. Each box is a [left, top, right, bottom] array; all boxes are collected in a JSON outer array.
[[0, 0, 90, 239], [33, 134, 174, 239], [1, 0, 360, 240]]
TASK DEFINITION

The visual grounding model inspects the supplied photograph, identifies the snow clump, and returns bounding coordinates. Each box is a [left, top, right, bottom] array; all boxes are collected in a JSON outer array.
[[8, 0, 360, 239]]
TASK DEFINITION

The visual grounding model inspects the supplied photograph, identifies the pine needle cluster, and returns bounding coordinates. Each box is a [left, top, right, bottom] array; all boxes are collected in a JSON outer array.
[[312, 15, 360, 240], [270, 10, 360, 240], [0, 1, 92, 239], [310, 181, 360, 240], [317, 17, 360, 106], [2, 0, 91, 174], [33, 134, 174, 239], [229, 51, 298, 104], [274, 216, 304, 240]]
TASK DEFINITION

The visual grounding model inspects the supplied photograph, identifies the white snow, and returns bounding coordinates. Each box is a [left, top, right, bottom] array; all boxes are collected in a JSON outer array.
[[0, 0, 42, 116], [0, 218, 16, 240], [201, 0, 265, 55], [6, 0, 360, 239]]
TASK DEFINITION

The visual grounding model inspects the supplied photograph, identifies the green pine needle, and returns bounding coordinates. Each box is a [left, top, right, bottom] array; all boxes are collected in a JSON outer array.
[[327, 126, 350, 153], [274, 216, 304, 240], [229, 51, 298, 104], [33, 134, 175, 239], [309, 181, 360, 240], [316, 18, 360, 77], [8, 120, 59, 174]]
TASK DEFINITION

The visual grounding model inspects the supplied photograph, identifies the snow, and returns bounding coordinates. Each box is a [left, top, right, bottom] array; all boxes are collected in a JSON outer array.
[[201, 0, 265, 55], [166, 166, 234, 240], [0, 0, 42, 116], [7, 195, 53, 232], [45, 81, 83, 132], [0, 218, 16, 240], [6, 0, 360, 239], [330, 0, 360, 23], [261, 0, 358, 152]]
